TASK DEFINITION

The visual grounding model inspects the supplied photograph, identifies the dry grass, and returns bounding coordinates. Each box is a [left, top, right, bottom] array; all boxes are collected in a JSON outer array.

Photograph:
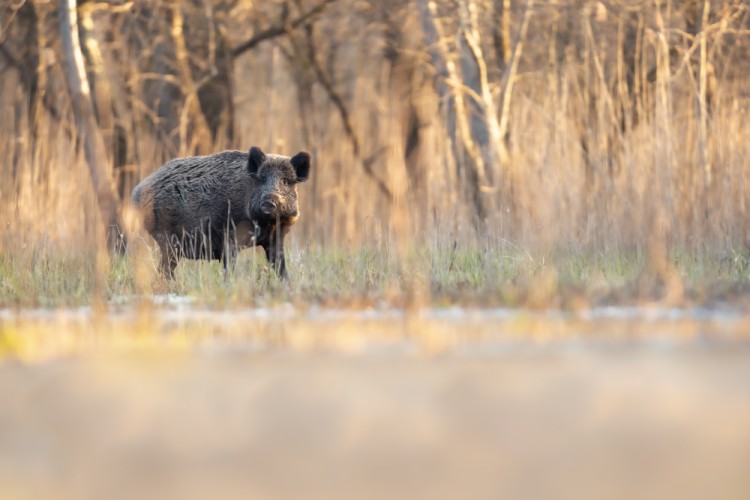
[[1, 239, 750, 309]]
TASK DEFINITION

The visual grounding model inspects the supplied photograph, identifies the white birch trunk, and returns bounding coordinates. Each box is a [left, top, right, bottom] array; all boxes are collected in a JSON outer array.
[[58, 0, 122, 242]]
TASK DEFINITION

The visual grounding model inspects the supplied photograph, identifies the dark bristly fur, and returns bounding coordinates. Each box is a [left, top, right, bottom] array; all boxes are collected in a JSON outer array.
[[131, 146, 311, 279]]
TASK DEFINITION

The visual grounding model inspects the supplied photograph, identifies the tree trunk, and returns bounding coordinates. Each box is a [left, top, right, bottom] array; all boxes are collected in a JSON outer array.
[[171, 0, 213, 155], [496, 0, 533, 210], [419, 0, 486, 224], [458, 0, 507, 184], [79, 5, 137, 200], [382, 2, 425, 195], [58, 0, 123, 247]]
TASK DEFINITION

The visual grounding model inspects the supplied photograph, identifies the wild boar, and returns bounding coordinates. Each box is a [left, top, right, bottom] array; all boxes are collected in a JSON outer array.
[[131, 146, 310, 279]]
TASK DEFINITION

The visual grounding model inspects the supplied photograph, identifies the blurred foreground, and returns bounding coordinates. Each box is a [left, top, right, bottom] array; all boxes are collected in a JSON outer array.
[[1, 305, 749, 500]]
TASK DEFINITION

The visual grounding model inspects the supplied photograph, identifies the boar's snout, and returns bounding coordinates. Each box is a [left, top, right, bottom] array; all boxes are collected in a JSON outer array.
[[260, 195, 279, 216]]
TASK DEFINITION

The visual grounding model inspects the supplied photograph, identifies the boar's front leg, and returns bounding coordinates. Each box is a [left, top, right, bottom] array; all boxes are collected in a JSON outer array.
[[263, 239, 289, 280], [261, 225, 288, 280]]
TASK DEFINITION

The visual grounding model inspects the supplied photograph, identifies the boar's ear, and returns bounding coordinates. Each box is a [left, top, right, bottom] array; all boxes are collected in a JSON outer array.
[[248, 146, 266, 175], [290, 151, 311, 182]]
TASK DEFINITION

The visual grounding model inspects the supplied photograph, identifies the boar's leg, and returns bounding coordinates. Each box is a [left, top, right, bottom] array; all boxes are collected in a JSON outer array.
[[262, 243, 287, 279], [159, 249, 177, 279], [261, 225, 288, 280], [156, 234, 178, 280]]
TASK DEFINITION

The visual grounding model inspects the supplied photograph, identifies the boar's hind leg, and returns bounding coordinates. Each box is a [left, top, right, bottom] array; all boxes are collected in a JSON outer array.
[[156, 234, 178, 280], [160, 250, 178, 280]]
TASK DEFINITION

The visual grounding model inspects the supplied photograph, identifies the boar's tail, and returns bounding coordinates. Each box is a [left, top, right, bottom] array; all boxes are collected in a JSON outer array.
[[131, 184, 143, 205], [131, 182, 153, 207], [130, 182, 156, 233]]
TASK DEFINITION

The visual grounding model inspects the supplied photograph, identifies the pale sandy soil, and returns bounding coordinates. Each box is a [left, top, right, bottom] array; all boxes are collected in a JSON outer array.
[[1, 306, 749, 500]]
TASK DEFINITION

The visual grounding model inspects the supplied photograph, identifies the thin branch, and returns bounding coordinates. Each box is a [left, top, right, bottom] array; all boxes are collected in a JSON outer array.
[[232, 0, 336, 57], [497, 0, 534, 152], [282, 18, 392, 201], [0, 43, 61, 120], [0, 0, 29, 45], [299, 24, 393, 201]]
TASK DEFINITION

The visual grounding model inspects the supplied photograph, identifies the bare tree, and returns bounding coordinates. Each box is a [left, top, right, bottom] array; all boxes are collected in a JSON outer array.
[[381, 1, 425, 195], [232, 0, 336, 58], [279, 4, 392, 202], [419, 0, 486, 223], [457, 0, 506, 184], [493, 0, 512, 69], [495, 0, 533, 195], [171, 0, 213, 152], [58, 0, 122, 243]]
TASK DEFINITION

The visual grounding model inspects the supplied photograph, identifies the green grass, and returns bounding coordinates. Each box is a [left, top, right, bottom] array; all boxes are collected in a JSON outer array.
[[1, 241, 750, 309]]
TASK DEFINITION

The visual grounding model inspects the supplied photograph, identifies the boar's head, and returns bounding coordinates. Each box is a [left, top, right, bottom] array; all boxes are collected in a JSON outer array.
[[246, 146, 310, 223]]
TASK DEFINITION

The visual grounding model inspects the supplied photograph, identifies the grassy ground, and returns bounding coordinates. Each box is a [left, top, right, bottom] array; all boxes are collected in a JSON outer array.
[[2, 240, 750, 310]]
